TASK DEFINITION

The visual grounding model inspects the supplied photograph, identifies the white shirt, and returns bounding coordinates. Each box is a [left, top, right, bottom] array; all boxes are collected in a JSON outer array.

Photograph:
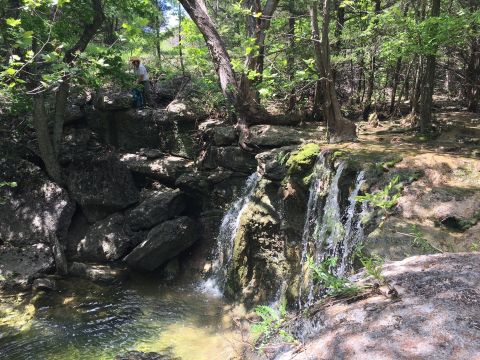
[[134, 64, 149, 81]]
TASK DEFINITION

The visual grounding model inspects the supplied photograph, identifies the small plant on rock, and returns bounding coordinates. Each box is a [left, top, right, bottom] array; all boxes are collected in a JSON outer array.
[[251, 300, 294, 348], [356, 175, 403, 223], [307, 256, 359, 298], [355, 245, 385, 283]]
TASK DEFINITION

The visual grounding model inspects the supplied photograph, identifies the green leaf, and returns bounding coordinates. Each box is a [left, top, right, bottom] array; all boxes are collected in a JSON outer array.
[[6, 18, 21, 27]]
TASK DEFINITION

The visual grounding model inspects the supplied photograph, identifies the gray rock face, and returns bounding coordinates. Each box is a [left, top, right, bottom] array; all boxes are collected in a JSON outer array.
[[248, 125, 303, 147], [124, 217, 200, 271], [212, 126, 237, 146], [119, 153, 194, 185], [127, 190, 187, 231], [0, 158, 75, 247], [69, 262, 128, 282], [32, 277, 57, 291], [67, 156, 139, 222], [166, 99, 207, 122], [96, 91, 133, 111], [277, 253, 480, 360], [75, 213, 134, 262], [201, 146, 257, 173], [256, 146, 296, 181], [0, 244, 54, 279]]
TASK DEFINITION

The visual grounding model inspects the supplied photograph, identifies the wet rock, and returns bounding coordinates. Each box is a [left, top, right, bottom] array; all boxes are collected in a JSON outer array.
[[0, 159, 75, 247], [74, 213, 136, 262], [124, 217, 200, 271], [277, 253, 480, 360], [115, 351, 179, 360], [32, 277, 56, 291], [201, 146, 257, 173], [127, 190, 187, 231], [119, 153, 194, 186], [69, 262, 128, 282], [67, 155, 139, 222]]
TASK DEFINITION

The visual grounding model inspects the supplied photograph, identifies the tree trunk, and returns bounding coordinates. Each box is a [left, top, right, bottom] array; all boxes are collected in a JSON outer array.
[[310, 0, 356, 142], [419, 0, 440, 133], [178, 3, 186, 77], [286, 1, 296, 112], [238, 0, 279, 104], [389, 58, 402, 114], [466, 37, 479, 112], [362, 0, 381, 120]]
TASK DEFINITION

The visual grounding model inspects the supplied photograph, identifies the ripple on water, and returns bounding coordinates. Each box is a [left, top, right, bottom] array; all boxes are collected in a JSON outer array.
[[0, 277, 242, 360]]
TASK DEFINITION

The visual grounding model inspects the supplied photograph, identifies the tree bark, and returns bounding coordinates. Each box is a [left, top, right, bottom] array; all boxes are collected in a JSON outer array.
[[286, 0, 296, 112], [389, 58, 402, 114], [419, 0, 440, 133], [466, 36, 479, 112], [310, 0, 356, 141], [238, 0, 279, 104], [362, 0, 381, 120]]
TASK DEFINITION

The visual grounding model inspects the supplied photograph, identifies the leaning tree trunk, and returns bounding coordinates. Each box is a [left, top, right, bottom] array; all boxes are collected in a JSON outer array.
[[178, 0, 301, 149], [419, 0, 441, 133], [310, 0, 356, 142]]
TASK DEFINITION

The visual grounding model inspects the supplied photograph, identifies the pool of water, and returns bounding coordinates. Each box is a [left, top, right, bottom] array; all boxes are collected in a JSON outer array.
[[0, 275, 245, 360]]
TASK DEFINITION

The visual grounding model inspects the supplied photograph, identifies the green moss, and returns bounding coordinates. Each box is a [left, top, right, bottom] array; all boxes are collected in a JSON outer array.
[[285, 143, 321, 175]]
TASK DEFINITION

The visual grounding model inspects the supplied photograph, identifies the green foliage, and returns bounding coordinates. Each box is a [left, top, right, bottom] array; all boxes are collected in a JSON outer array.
[[307, 256, 359, 298], [356, 175, 403, 215], [355, 245, 385, 283], [251, 300, 294, 346], [409, 225, 440, 253]]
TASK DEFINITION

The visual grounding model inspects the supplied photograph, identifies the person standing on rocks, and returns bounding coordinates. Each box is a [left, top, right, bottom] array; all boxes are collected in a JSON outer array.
[[130, 57, 153, 107]]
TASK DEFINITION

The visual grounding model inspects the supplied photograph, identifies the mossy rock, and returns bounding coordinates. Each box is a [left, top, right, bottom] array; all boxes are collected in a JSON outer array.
[[285, 143, 321, 175]]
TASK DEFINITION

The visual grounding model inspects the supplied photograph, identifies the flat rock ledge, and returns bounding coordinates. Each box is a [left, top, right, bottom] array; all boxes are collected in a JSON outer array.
[[278, 253, 480, 360]]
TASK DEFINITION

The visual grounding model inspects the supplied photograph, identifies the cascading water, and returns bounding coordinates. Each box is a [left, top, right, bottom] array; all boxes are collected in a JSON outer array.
[[298, 153, 367, 307], [334, 171, 366, 276], [200, 172, 260, 296]]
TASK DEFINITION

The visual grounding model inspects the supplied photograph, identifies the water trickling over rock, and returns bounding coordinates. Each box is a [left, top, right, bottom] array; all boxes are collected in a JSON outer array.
[[298, 153, 367, 307], [201, 172, 260, 296]]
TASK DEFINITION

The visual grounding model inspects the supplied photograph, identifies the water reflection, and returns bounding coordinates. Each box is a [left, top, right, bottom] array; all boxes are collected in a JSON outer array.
[[0, 274, 243, 360]]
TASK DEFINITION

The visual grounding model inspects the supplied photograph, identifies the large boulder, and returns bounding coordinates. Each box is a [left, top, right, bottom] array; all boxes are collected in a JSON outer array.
[[67, 155, 139, 222], [119, 153, 194, 186], [0, 158, 75, 247], [124, 217, 200, 271], [248, 125, 304, 147], [127, 190, 187, 231], [69, 262, 128, 283], [277, 253, 480, 360], [74, 213, 138, 262], [201, 146, 257, 173], [256, 146, 296, 181], [0, 243, 54, 280], [96, 91, 133, 111]]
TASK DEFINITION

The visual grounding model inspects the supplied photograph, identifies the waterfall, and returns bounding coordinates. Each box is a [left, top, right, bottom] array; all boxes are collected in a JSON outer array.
[[200, 172, 260, 296], [335, 171, 366, 276], [299, 153, 366, 307]]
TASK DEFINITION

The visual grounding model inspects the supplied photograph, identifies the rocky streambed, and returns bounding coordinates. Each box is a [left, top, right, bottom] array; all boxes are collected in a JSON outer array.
[[1, 87, 479, 359]]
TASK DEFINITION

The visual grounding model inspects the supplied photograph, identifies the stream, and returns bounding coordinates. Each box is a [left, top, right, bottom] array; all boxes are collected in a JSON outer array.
[[0, 274, 243, 360]]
